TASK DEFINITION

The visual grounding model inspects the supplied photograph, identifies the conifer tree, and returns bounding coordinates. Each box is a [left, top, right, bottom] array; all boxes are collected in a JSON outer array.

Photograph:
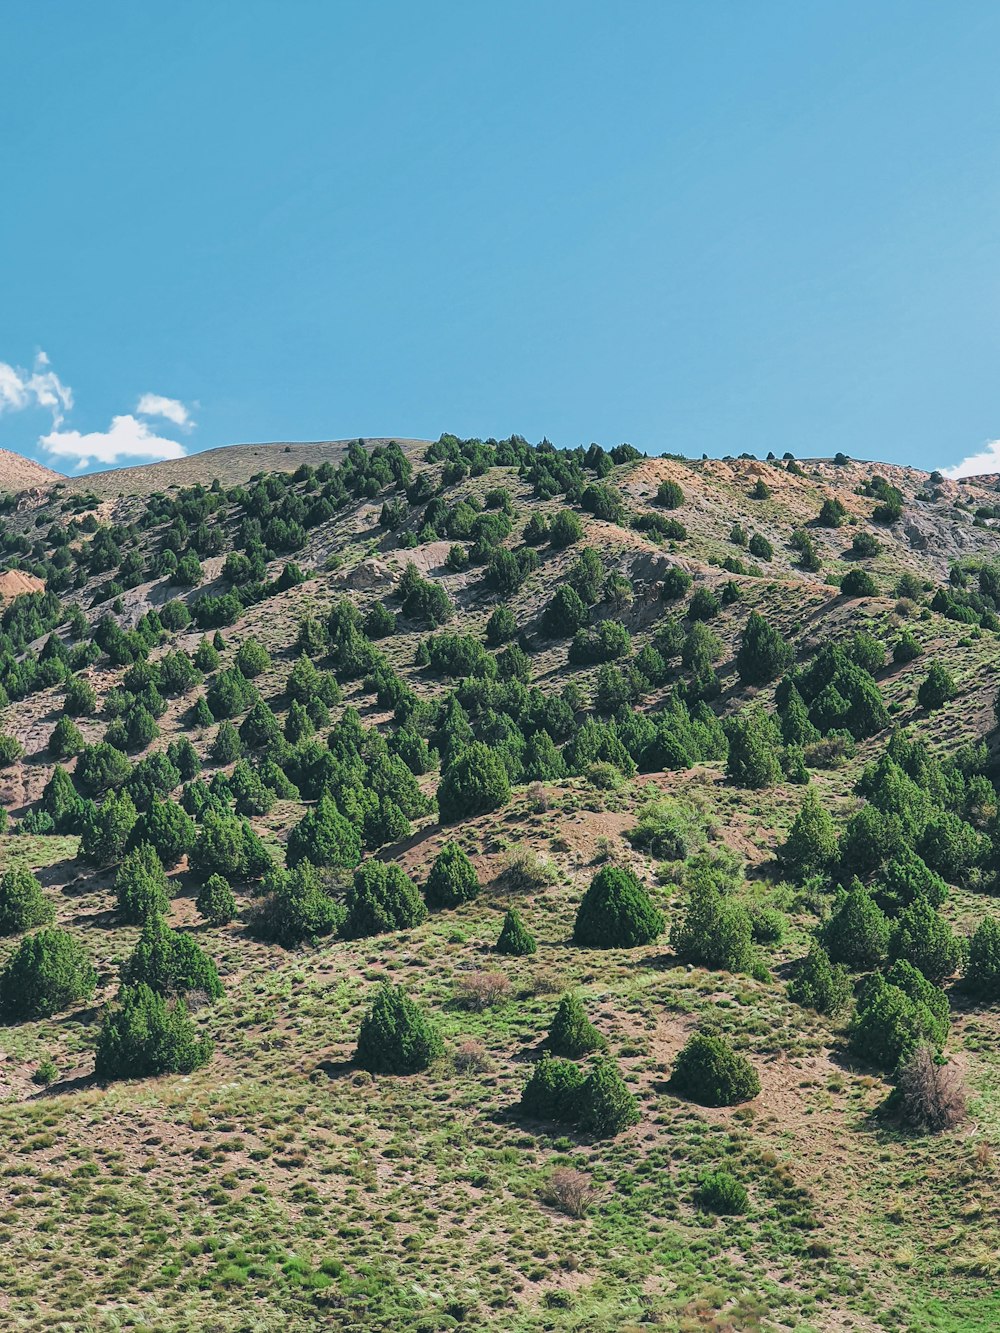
[[424, 842, 480, 909], [495, 907, 536, 956], [355, 983, 443, 1074], [548, 992, 605, 1058], [573, 866, 663, 948]]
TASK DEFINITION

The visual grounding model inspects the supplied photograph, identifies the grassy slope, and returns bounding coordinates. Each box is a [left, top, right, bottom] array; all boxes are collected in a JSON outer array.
[[0, 446, 998, 1330]]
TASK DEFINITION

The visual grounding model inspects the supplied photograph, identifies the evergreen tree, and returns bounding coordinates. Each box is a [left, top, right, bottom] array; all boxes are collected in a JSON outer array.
[[48, 715, 84, 759], [95, 983, 212, 1081], [120, 915, 223, 998], [116, 843, 170, 924], [779, 684, 820, 746], [669, 1032, 760, 1106], [778, 790, 837, 880], [79, 790, 138, 867], [520, 1054, 587, 1123], [725, 707, 783, 788], [42, 764, 87, 833], [130, 798, 196, 868], [548, 992, 605, 1057], [437, 743, 511, 823], [286, 794, 362, 869], [578, 1058, 641, 1137], [424, 842, 480, 909], [196, 874, 237, 926], [966, 917, 1000, 1000], [249, 862, 343, 947], [850, 968, 948, 1071], [786, 941, 852, 1014], [670, 877, 753, 973], [355, 983, 443, 1073], [917, 662, 956, 710], [889, 898, 965, 984], [573, 866, 663, 948], [343, 860, 427, 938], [239, 699, 282, 749], [496, 907, 536, 956], [210, 720, 242, 764], [736, 611, 793, 685], [0, 868, 54, 935], [823, 887, 890, 970], [542, 585, 588, 638], [0, 928, 96, 1019]]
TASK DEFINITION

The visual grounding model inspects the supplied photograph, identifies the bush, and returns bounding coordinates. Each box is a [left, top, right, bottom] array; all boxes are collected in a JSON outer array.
[[0, 928, 96, 1019], [787, 941, 852, 1015], [520, 1054, 587, 1123], [661, 567, 692, 600], [778, 790, 837, 880], [424, 842, 480, 909], [851, 530, 881, 558], [454, 971, 512, 1010], [437, 743, 511, 822], [725, 707, 783, 788], [355, 983, 443, 1074], [889, 898, 965, 983], [573, 866, 663, 948], [95, 983, 212, 1081], [343, 860, 427, 938], [0, 869, 54, 935], [850, 967, 948, 1071], [823, 887, 890, 970], [578, 1058, 640, 1138], [249, 862, 343, 947], [48, 715, 84, 759], [893, 630, 922, 664], [548, 992, 604, 1057], [670, 875, 753, 973], [496, 907, 536, 955], [917, 662, 957, 710], [286, 794, 362, 869], [688, 588, 721, 621], [893, 1044, 967, 1132], [196, 874, 237, 926], [840, 568, 878, 598], [736, 612, 793, 685], [64, 675, 97, 716], [697, 1170, 749, 1215], [656, 479, 685, 508], [115, 844, 170, 924], [545, 1167, 594, 1217], [669, 1032, 760, 1106], [120, 915, 223, 998]]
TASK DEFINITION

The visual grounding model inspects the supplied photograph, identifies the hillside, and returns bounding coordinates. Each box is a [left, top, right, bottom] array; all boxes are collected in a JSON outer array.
[[0, 435, 996, 1331], [0, 448, 63, 493]]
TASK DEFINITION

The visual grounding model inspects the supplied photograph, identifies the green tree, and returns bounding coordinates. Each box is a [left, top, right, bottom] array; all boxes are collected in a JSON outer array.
[[889, 899, 965, 983], [437, 743, 511, 823], [786, 941, 852, 1015], [0, 869, 54, 935], [918, 662, 957, 711], [115, 843, 170, 924], [697, 1170, 749, 1215], [548, 992, 605, 1057], [495, 907, 536, 955], [725, 707, 783, 788], [966, 918, 1000, 1000], [196, 873, 237, 926], [669, 1032, 760, 1106], [210, 720, 242, 764], [286, 794, 362, 869], [48, 715, 84, 759], [235, 640, 271, 678], [64, 675, 97, 717], [542, 585, 588, 638], [130, 798, 196, 868], [736, 612, 793, 685], [120, 915, 223, 998], [670, 877, 753, 973], [424, 842, 480, 909], [249, 862, 342, 947], [578, 1058, 640, 1138], [355, 983, 443, 1073], [520, 1054, 587, 1123], [0, 928, 96, 1019], [79, 790, 138, 867], [94, 983, 212, 1081], [849, 966, 948, 1071], [573, 866, 663, 948], [343, 860, 427, 938], [823, 887, 890, 970], [778, 790, 837, 880]]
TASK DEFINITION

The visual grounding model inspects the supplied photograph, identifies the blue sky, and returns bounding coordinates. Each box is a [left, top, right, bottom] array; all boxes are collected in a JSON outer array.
[[2, 2, 1000, 475]]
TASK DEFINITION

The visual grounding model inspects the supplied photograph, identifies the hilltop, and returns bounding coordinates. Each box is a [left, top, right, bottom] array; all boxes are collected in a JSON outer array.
[[0, 435, 996, 1331]]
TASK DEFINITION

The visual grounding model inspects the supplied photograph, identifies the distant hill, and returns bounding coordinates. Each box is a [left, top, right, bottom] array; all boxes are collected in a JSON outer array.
[[0, 447, 62, 491]]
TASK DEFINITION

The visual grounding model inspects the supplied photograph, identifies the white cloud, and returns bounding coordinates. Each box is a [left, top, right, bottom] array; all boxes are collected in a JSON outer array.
[[0, 352, 72, 425], [136, 393, 194, 428], [40, 415, 187, 469], [942, 441, 1000, 480]]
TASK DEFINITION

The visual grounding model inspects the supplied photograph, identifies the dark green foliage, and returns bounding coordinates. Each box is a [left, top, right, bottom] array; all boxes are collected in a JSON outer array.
[[568, 619, 631, 664], [0, 928, 96, 1019], [578, 1058, 640, 1137], [249, 862, 343, 947], [748, 533, 773, 560], [424, 842, 480, 909], [130, 798, 196, 868], [239, 699, 282, 749], [94, 983, 212, 1081], [48, 714, 84, 759], [496, 907, 536, 955], [787, 941, 852, 1015], [660, 567, 692, 600], [670, 872, 753, 973], [850, 966, 948, 1071], [190, 808, 274, 884], [542, 585, 588, 638], [206, 667, 257, 720], [485, 605, 517, 645], [966, 917, 1000, 999], [778, 790, 837, 880], [121, 915, 223, 998], [196, 874, 237, 926], [889, 899, 965, 983], [41, 764, 87, 834], [235, 640, 271, 678], [0, 869, 54, 935], [669, 1032, 760, 1106], [116, 843, 170, 924], [840, 568, 878, 598], [355, 983, 443, 1074], [79, 789, 138, 867], [736, 611, 793, 685], [286, 794, 362, 870], [851, 530, 882, 558], [343, 860, 427, 938], [725, 707, 783, 788], [688, 588, 721, 621], [437, 743, 511, 822], [64, 675, 97, 716], [549, 510, 583, 547], [75, 742, 131, 796], [573, 865, 663, 948], [917, 662, 957, 711], [519, 1054, 587, 1123], [365, 601, 396, 638], [548, 992, 604, 1058], [893, 630, 922, 664], [823, 887, 890, 970], [697, 1170, 749, 1215], [817, 497, 847, 527], [210, 720, 242, 764]]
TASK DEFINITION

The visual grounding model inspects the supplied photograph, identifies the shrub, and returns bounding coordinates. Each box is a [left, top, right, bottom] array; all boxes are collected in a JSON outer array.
[[120, 916, 223, 999], [736, 612, 793, 685], [437, 743, 511, 822], [656, 479, 685, 508], [64, 676, 97, 716], [917, 662, 957, 710], [343, 860, 427, 938], [355, 983, 443, 1074], [573, 866, 663, 948], [889, 898, 965, 983], [0, 869, 54, 935], [787, 941, 852, 1015], [115, 844, 170, 924], [520, 1054, 587, 1123], [286, 794, 362, 869], [893, 1045, 967, 1132], [670, 876, 753, 973], [823, 887, 890, 970], [196, 874, 237, 926], [661, 567, 692, 600], [485, 605, 517, 645], [249, 862, 343, 947], [669, 1032, 760, 1106], [578, 1058, 640, 1137], [748, 533, 773, 561], [94, 983, 212, 1081], [851, 530, 881, 558], [0, 928, 96, 1019], [501, 845, 558, 892], [191, 809, 273, 884], [840, 568, 878, 598], [210, 720, 243, 764], [548, 992, 604, 1057], [696, 1170, 749, 1215], [424, 842, 480, 909], [778, 790, 837, 880], [893, 630, 922, 664], [495, 907, 536, 955], [48, 715, 84, 759], [850, 967, 948, 1071], [131, 798, 196, 868], [365, 601, 396, 638], [74, 742, 131, 796], [545, 1167, 594, 1217], [966, 917, 1000, 1000], [454, 971, 512, 1010], [688, 588, 721, 621]]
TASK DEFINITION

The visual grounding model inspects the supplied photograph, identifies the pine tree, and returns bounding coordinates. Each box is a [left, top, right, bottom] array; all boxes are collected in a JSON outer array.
[[889, 899, 964, 984], [79, 790, 138, 867], [0, 928, 96, 1019], [196, 874, 237, 926], [725, 707, 783, 788], [115, 843, 170, 924], [210, 720, 242, 764], [786, 941, 852, 1014], [424, 842, 480, 909], [95, 983, 212, 1081], [120, 915, 223, 998], [355, 983, 443, 1074], [669, 1032, 760, 1106], [573, 866, 663, 948], [918, 662, 957, 711], [519, 1054, 587, 1123], [736, 612, 793, 685], [286, 794, 362, 869], [823, 887, 890, 970], [249, 862, 342, 947], [343, 860, 426, 938], [779, 684, 820, 746], [496, 907, 536, 956], [548, 992, 605, 1057], [778, 790, 837, 880], [578, 1058, 640, 1137], [0, 868, 54, 935], [48, 715, 85, 759], [437, 743, 511, 823]]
